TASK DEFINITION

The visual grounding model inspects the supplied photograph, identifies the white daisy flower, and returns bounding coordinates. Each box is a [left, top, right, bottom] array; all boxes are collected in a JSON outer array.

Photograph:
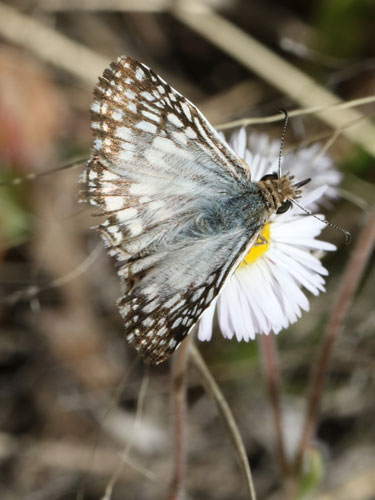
[[198, 129, 338, 342], [245, 129, 342, 209]]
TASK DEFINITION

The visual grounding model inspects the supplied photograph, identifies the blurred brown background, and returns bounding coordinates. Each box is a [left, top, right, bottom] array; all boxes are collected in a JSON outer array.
[[0, 1, 374, 499]]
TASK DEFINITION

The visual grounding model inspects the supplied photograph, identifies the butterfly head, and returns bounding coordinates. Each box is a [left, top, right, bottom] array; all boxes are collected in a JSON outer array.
[[259, 173, 311, 215]]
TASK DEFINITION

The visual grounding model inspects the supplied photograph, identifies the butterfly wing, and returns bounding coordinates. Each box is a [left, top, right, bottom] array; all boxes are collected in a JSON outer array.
[[82, 56, 265, 363]]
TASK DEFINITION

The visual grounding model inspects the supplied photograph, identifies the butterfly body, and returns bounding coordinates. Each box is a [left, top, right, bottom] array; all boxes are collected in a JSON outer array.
[[82, 56, 302, 364]]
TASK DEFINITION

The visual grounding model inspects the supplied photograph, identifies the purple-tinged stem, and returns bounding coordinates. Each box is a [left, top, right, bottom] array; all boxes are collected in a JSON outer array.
[[259, 333, 288, 474], [294, 211, 375, 473]]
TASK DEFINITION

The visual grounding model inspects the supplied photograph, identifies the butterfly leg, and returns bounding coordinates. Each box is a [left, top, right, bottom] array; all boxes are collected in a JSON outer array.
[[254, 234, 268, 246]]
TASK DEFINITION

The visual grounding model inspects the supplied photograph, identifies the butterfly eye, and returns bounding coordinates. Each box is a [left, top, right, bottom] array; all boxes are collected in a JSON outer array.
[[276, 200, 291, 214], [261, 173, 278, 181]]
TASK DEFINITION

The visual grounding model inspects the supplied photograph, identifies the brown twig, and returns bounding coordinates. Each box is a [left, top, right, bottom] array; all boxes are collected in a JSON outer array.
[[190, 344, 257, 500], [294, 211, 375, 472], [168, 336, 192, 500], [259, 334, 288, 474]]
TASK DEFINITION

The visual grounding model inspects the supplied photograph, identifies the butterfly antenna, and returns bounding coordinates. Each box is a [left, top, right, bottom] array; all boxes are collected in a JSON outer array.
[[277, 108, 289, 178], [291, 198, 351, 244]]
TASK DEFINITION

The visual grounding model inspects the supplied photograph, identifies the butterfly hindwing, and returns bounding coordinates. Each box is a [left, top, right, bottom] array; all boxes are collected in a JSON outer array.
[[118, 224, 262, 363]]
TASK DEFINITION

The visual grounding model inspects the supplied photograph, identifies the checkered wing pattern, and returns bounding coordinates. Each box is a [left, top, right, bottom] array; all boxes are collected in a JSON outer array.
[[82, 56, 256, 364]]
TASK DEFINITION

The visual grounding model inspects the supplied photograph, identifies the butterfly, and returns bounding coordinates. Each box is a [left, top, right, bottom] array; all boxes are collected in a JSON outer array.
[[81, 56, 308, 364]]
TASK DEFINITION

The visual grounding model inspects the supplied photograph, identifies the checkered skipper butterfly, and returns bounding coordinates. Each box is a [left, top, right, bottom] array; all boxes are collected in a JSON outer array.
[[81, 56, 305, 364]]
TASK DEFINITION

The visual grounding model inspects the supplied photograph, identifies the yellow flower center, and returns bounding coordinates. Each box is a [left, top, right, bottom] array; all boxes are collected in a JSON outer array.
[[241, 223, 271, 266]]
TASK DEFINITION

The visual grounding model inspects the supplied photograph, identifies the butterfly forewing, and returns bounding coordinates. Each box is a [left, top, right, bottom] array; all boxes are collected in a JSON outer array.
[[82, 56, 264, 363]]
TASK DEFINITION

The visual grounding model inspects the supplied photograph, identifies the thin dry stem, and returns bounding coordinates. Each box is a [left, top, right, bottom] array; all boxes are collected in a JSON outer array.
[[104, 370, 150, 500], [294, 211, 375, 472], [118, 453, 167, 485], [173, 2, 375, 156], [3, 242, 102, 306], [289, 112, 375, 153], [168, 335, 192, 500], [107, 360, 140, 415], [190, 344, 257, 500], [0, 156, 86, 187], [216, 96, 375, 131]]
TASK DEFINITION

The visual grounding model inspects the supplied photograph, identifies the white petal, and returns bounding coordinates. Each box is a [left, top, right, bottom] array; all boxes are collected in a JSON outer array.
[[198, 298, 217, 341], [198, 129, 340, 345]]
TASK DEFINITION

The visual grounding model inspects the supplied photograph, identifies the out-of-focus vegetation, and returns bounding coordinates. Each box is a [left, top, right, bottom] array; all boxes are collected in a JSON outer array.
[[0, 1, 373, 499]]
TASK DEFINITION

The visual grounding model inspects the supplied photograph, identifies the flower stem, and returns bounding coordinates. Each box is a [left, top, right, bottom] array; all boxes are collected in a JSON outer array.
[[259, 333, 288, 475], [168, 336, 191, 500], [294, 211, 375, 473]]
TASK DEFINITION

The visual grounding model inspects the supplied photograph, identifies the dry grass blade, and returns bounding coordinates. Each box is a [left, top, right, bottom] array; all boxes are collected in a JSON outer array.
[[39, 0, 171, 11], [0, 2, 108, 85], [0, 157, 87, 187], [216, 96, 375, 131], [2, 242, 102, 306], [103, 371, 150, 500], [173, 1, 375, 156]]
